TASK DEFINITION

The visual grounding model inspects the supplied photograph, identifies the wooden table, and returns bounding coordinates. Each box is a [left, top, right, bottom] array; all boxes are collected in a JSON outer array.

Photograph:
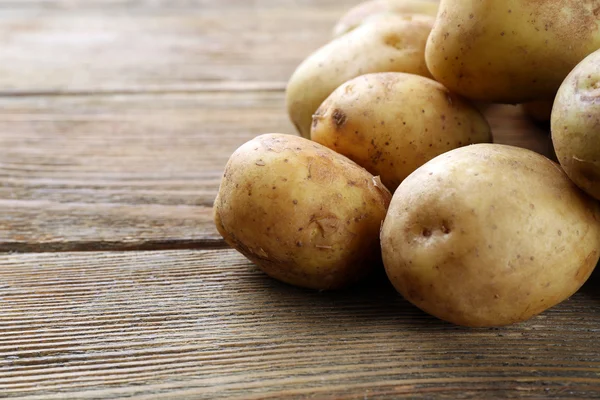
[[1, 1, 598, 398]]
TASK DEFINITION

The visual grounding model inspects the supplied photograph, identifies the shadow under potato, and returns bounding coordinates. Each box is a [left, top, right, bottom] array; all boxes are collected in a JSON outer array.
[[241, 256, 600, 334]]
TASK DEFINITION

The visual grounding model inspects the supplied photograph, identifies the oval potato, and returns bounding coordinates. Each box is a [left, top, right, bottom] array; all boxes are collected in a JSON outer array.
[[426, 0, 600, 103], [552, 48, 600, 200], [287, 14, 434, 138], [332, 0, 439, 37], [381, 144, 600, 327], [214, 133, 392, 290], [311, 72, 491, 192]]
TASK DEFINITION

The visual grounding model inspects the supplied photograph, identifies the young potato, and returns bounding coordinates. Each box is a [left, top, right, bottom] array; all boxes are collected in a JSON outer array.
[[426, 0, 600, 103], [381, 144, 600, 327], [332, 0, 439, 37], [214, 134, 391, 290], [311, 72, 491, 192], [552, 49, 600, 200], [286, 14, 434, 138]]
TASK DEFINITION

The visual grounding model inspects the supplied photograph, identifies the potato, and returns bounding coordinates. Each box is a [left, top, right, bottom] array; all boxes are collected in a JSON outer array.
[[214, 133, 392, 290], [381, 144, 600, 327], [552, 49, 600, 200], [311, 72, 492, 192], [286, 14, 434, 138], [332, 0, 439, 37], [426, 0, 600, 103]]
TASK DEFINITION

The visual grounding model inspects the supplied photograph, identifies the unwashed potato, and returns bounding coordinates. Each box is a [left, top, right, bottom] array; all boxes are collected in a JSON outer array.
[[381, 144, 600, 327], [311, 72, 491, 192], [286, 13, 434, 138], [332, 0, 439, 37], [426, 0, 600, 103], [214, 133, 392, 290], [552, 48, 600, 200]]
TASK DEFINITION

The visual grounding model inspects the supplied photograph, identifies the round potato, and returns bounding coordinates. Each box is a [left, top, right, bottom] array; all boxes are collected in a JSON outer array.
[[381, 144, 600, 327], [311, 72, 491, 192], [214, 133, 392, 290], [332, 0, 439, 37], [286, 13, 434, 138], [552, 49, 600, 200]]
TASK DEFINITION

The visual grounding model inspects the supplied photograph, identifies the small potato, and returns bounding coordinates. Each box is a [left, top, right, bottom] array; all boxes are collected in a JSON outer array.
[[311, 72, 491, 192], [286, 14, 434, 138], [214, 134, 391, 290], [332, 0, 439, 37], [552, 49, 600, 200], [381, 144, 600, 327]]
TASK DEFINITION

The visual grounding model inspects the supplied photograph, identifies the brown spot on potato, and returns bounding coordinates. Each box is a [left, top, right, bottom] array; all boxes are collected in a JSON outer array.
[[441, 223, 451, 234], [332, 109, 347, 128]]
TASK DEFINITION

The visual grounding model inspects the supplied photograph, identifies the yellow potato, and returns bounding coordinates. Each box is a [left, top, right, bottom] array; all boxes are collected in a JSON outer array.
[[287, 14, 434, 138], [381, 144, 600, 327], [311, 72, 491, 192], [552, 48, 600, 200], [214, 134, 391, 290], [332, 0, 439, 37], [426, 0, 600, 103]]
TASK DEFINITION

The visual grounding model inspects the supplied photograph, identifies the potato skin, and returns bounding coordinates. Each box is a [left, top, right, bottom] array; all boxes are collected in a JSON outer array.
[[311, 72, 491, 192], [426, 0, 600, 103], [552, 49, 600, 200], [287, 14, 434, 138], [214, 134, 392, 290], [381, 144, 600, 327], [332, 0, 439, 37]]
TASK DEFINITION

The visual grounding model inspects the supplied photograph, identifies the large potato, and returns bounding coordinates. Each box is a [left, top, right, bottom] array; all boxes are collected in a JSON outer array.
[[381, 144, 600, 327], [311, 72, 491, 192], [333, 0, 439, 37], [552, 49, 600, 200], [426, 0, 600, 103], [214, 134, 391, 290], [287, 14, 434, 138]]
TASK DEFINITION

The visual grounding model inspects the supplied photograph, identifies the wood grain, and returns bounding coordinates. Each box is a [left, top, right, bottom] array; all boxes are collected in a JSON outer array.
[[1, 250, 600, 399], [0, 6, 354, 94], [0, 91, 292, 251], [0, 91, 550, 252]]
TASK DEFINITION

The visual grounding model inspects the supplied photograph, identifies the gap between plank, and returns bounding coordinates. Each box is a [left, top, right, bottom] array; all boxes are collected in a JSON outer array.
[[0, 239, 229, 254], [0, 81, 288, 98]]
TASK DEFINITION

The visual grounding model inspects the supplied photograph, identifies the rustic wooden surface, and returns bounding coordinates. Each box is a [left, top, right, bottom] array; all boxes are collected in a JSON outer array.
[[1, 0, 597, 398]]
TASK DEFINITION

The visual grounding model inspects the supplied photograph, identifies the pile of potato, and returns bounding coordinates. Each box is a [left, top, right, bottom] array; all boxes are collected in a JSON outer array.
[[214, 0, 600, 327]]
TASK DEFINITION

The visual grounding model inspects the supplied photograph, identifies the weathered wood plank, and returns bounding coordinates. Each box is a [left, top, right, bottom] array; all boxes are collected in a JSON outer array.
[[0, 91, 293, 251], [0, 91, 550, 252], [1, 250, 599, 398], [0, 0, 358, 9], [0, 6, 355, 93]]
